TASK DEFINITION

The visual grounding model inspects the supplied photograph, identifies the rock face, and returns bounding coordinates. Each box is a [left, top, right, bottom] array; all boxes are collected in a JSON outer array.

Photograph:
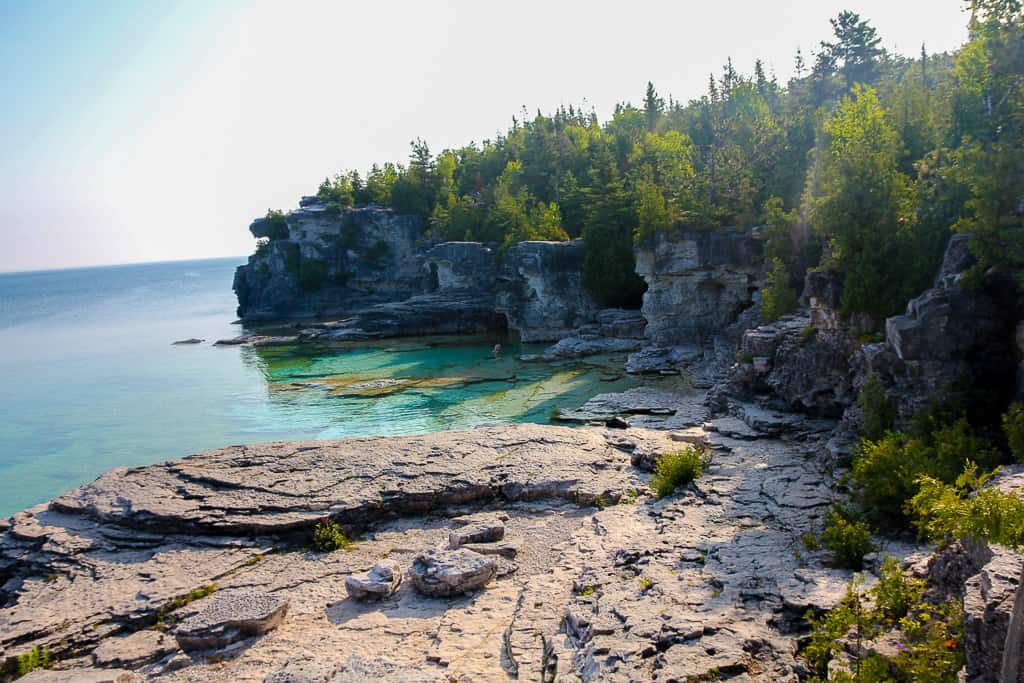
[[234, 204, 427, 320], [634, 230, 763, 346], [233, 201, 607, 343], [174, 592, 289, 651], [408, 548, 497, 597], [496, 240, 599, 342]]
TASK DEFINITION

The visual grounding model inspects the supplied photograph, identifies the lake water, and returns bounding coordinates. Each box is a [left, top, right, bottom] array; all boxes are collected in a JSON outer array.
[[0, 257, 652, 516]]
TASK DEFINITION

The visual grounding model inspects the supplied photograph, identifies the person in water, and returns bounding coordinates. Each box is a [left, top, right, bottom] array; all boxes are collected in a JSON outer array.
[[493, 343, 502, 359]]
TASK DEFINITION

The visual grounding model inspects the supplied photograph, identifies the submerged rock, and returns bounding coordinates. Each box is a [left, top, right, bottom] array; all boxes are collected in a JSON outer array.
[[344, 559, 402, 601], [174, 592, 288, 651], [409, 548, 497, 597], [171, 338, 204, 345]]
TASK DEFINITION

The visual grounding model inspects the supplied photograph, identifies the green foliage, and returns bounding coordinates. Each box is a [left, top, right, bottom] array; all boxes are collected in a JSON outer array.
[[263, 209, 289, 241], [820, 504, 875, 569], [911, 461, 1024, 549], [291, 10, 1018, 317], [312, 520, 354, 552], [1003, 402, 1024, 463], [254, 237, 270, 258], [18, 645, 54, 676], [650, 445, 709, 499], [803, 561, 964, 682], [760, 257, 800, 322], [857, 372, 896, 441], [851, 417, 1000, 527], [800, 325, 817, 344]]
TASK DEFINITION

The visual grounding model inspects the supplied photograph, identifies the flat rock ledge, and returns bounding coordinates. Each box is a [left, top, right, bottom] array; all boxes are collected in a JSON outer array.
[[409, 548, 497, 597], [0, 404, 914, 681], [174, 592, 288, 652]]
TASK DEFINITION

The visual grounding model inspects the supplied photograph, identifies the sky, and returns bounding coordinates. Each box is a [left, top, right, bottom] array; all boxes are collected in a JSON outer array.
[[0, 0, 971, 273]]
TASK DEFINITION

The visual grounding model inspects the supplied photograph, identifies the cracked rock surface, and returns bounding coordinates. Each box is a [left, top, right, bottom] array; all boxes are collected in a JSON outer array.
[[0, 396, 897, 681]]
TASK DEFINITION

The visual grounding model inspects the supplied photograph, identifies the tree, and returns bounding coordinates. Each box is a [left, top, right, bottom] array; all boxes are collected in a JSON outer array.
[[822, 11, 884, 89], [761, 257, 800, 322], [633, 166, 671, 243], [810, 85, 919, 319], [644, 81, 664, 132]]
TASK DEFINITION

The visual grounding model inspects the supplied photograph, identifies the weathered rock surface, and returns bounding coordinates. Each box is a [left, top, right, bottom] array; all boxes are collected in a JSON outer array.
[[344, 560, 402, 601], [234, 205, 428, 321], [174, 592, 289, 652], [0, 398, 907, 681], [448, 518, 504, 548], [18, 670, 144, 682], [496, 240, 599, 342], [92, 630, 178, 669], [634, 230, 763, 346], [408, 548, 497, 597]]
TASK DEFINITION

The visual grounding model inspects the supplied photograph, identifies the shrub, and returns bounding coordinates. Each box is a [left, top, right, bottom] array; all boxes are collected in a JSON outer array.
[[851, 418, 998, 528], [18, 646, 53, 676], [857, 372, 895, 441], [820, 504, 875, 569], [761, 257, 800, 322], [911, 461, 1024, 549], [650, 446, 709, 499], [296, 258, 329, 291], [802, 561, 964, 682], [264, 209, 289, 241], [800, 325, 817, 344], [735, 351, 754, 364], [312, 520, 354, 552], [254, 237, 271, 258], [851, 432, 931, 526], [1004, 402, 1024, 463]]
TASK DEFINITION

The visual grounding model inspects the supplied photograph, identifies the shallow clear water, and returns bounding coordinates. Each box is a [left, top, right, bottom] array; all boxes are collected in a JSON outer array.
[[0, 257, 653, 516]]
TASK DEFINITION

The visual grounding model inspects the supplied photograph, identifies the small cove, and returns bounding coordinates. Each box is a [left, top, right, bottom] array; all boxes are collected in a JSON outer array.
[[0, 257, 669, 516]]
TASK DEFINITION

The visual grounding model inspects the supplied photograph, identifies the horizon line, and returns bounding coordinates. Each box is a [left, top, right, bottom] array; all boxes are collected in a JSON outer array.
[[0, 253, 249, 277]]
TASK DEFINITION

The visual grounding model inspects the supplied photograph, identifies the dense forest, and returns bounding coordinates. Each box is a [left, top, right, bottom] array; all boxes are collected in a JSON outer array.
[[294, 0, 1023, 318]]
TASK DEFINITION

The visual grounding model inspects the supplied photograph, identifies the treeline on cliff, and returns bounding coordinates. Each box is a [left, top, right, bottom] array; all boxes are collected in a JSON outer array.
[[284, 1, 1022, 315]]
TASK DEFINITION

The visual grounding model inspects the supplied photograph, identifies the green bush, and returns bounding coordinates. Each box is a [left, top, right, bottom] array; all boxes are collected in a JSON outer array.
[[803, 560, 964, 682], [851, 418, 999, 528], [1003, 402, 1024, 463], [857, 372, 895, 441], [650, 445, 709, 499], [312, 520, 354, 552], [254, 237, 270, 258], [761, 257, 800, 322], [820, 504, 875, 569], [296, 258, 329, 291], [911, 462, 1024, 549], [18, 646, 53, 676], [264, 209, 289, 241]]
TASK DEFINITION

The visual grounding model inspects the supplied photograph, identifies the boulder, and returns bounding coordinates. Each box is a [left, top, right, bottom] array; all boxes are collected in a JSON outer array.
[[449, 519, 505, 548], [409, 548, 497, 597], [344, 559, 402, 600], [174, 592, 288, 651], [625, 345, 702, 374]]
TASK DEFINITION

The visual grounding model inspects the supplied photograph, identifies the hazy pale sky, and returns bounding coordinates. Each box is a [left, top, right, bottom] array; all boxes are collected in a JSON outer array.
[[0, 0, 969, 272]]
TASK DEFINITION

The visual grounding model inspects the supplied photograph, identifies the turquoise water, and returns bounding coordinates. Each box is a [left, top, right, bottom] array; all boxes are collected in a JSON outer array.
[[0, 258, 651, 516]]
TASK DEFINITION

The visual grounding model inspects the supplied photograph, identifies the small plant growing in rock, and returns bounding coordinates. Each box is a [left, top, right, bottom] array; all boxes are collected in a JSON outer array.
[[735, 351, 754, 364], [800, 325, 817, 344], [801, 532, 820, 551], [639, 576, 654, 592], [650, 445, 709, 499], [576, 585, 597, 596], [820, 504, 875, 570], [594, 496, 609, 510], [312, 520, 354, 552], [18, 645, 53, 676], [155, 583, 218, 629]]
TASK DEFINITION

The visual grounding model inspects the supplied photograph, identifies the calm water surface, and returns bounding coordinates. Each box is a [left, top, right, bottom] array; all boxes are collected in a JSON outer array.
[[0, 258, 654, 516]]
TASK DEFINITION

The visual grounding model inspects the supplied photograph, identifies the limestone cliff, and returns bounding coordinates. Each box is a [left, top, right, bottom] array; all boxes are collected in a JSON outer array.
[[233, 200, 600, 343]]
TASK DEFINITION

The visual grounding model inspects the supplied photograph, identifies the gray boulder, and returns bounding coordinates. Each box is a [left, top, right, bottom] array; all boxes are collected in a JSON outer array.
[[344, 559, 402, 600], [409, 548, 497, 597], [174, 591, 288, 651]]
